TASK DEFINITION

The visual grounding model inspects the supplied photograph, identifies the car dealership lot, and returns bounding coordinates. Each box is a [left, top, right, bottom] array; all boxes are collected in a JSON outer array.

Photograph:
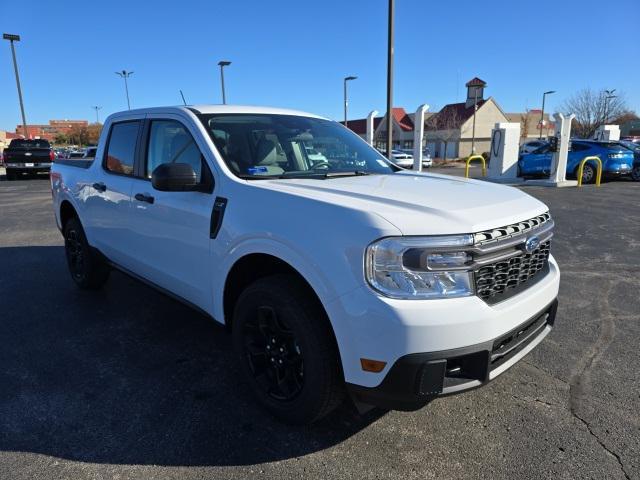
[[0, 174, 638, 480]]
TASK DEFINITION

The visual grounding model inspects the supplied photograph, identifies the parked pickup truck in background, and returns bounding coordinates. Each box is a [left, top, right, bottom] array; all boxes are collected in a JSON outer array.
[[50, 105, 560, 424], [3, 138, 54, 180]]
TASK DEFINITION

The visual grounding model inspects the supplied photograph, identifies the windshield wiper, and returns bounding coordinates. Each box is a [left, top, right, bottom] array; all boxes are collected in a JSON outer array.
[[323, 170, 370, 178], [278, 170, 371, 179], [238, 170, 372, 181]]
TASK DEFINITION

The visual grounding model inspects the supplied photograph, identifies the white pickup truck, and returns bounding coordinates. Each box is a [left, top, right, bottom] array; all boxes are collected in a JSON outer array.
[[50, 105, 560, 424]]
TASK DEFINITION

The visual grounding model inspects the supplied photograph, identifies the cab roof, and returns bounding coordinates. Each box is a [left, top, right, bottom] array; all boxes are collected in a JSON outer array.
[[117, 104, 326, 119]]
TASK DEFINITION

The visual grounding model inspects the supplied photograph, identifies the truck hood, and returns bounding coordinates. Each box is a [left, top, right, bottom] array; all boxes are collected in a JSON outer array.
[[256, 172, 548, 235]]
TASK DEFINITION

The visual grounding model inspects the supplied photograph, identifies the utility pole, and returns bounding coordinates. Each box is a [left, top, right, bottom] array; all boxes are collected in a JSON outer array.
[[3, 33, 28, 138], [218, 60, 231, 104], [539, 90, 556, 139], [385, 0, 394, 159], [92, 106, 102, 124], [343, 76, 357, 128], [115, 70, 133, 110]]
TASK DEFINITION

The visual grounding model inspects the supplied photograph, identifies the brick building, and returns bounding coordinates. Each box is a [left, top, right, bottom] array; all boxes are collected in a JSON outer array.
[[15, 119, 89, 141]]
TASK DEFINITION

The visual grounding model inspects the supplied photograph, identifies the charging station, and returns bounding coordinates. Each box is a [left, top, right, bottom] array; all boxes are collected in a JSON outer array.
[[487, 122, 521, 182], [366, 110, 378, 146], [524, 112, 577, 187], [412, 104, 429, 171], [594, 124, 620, 141]]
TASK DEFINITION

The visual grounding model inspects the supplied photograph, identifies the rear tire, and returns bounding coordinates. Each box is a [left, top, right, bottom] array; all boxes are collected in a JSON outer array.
[[5, 170, 15, 181], [63, 217, 110, 289], [232, 274, 344, 424]]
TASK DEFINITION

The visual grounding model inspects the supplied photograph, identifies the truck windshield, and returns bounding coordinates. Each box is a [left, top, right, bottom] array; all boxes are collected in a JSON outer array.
[[9, 139, 51, 149], [197, 113, 395, 179]]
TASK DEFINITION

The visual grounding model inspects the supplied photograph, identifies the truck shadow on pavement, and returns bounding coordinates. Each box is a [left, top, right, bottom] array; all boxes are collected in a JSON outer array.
[[0, 246, 385, 467]]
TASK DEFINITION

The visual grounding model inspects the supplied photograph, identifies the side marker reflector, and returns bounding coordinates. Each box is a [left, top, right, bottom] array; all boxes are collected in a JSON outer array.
[[360, 358, 387, 373]]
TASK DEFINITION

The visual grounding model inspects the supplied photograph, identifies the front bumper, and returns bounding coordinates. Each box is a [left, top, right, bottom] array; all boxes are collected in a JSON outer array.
[[347, 299, 557, 410], [326, 250, 560, 409]]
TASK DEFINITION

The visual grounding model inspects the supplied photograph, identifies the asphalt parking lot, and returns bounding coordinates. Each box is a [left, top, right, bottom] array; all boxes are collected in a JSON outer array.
[[0, 172, 638, 480]]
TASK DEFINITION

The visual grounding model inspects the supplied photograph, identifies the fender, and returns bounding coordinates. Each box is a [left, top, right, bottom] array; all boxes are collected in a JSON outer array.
[[211, 236, 362, 372]]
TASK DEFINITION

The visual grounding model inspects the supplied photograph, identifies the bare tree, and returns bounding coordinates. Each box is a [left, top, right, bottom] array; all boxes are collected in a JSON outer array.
[[611, 111, 639, 126], [425, 108, 461, 160], [520, 109, 532, 141], [560, 88, 632, 138]]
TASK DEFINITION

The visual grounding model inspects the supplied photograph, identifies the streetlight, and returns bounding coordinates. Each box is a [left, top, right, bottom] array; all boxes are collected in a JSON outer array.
[[343, 76, 357, 128], [3, 33, 28, 138], [218, 60, 231, 104], [115, 70, 134, 110], [385, 0, 394, 159], [539, 90, 556, 139], [92, 106, 102, 124], [604, 89, 616, 126]]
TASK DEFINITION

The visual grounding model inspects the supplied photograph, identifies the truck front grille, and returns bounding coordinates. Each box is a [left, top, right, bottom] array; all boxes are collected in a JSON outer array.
[[473, 212, 551, 245], [475, 241, 551, 302]]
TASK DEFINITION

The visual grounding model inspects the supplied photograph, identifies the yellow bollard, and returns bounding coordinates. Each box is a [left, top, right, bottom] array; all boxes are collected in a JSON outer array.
[[465, 155, 486, 178], [576, 156, 603, 187]]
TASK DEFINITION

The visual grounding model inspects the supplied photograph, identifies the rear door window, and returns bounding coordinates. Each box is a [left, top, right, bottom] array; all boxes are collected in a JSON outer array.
[[104, 121, 140, 175]]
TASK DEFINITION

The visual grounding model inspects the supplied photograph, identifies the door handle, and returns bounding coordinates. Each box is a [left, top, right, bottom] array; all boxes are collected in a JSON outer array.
[[134, 193, 155, 204], [92, 182, 107, 192]]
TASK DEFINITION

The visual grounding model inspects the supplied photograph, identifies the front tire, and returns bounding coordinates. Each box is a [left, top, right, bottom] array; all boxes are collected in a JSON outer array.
[[631, 164, 640, 182], [63, 217, 110, 289], [580, 163, 596, 184], [232, 274, 344, 424]]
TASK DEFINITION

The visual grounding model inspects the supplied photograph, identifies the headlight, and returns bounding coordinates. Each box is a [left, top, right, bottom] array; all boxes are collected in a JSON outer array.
[[365, 236, 475, 299]]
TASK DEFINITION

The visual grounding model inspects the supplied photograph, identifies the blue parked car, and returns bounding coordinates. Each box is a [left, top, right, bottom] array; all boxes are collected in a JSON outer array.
[[518, 140, 635, 183]]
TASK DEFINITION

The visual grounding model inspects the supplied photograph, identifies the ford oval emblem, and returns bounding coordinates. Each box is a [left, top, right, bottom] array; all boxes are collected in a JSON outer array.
[[525, 236, 540, 253]]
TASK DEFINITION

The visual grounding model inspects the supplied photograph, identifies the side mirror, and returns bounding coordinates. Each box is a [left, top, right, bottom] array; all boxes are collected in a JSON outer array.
[[152, 163, 198, 191]]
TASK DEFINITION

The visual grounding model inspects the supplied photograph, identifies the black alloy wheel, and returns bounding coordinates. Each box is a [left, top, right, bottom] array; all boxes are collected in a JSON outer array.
[[242, 305, 304, 401], [63, 217, 110, 289], [232, 274, 344, 424]]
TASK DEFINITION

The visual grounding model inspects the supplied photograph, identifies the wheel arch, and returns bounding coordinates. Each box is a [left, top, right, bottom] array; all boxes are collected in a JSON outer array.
[[222, 252, 347, 386], [223, 253, 324, 329], [60, 200, 79, 229]]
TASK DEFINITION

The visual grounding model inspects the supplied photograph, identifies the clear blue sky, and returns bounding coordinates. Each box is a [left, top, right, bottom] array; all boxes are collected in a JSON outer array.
[[1, 0, 638, 129]]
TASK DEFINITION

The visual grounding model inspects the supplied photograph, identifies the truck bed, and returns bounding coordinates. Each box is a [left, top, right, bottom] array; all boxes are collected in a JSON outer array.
[[53, 159, 94, 169]]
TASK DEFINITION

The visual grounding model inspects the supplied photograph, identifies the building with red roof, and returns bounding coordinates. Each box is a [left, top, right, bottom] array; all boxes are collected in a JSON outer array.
[[344, 77, 546, 159]]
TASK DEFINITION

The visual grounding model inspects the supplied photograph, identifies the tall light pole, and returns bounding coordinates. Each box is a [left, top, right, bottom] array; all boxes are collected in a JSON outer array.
[[115, 70, 133, 110], [539, 90, 556, 139], [3, 33, 28, 138], [343, 76, 357, 128], [218, 60, 231, 104], [92, 106, 102, 124], [385, 0, 394, 159], [603, 89, 616, 126]]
